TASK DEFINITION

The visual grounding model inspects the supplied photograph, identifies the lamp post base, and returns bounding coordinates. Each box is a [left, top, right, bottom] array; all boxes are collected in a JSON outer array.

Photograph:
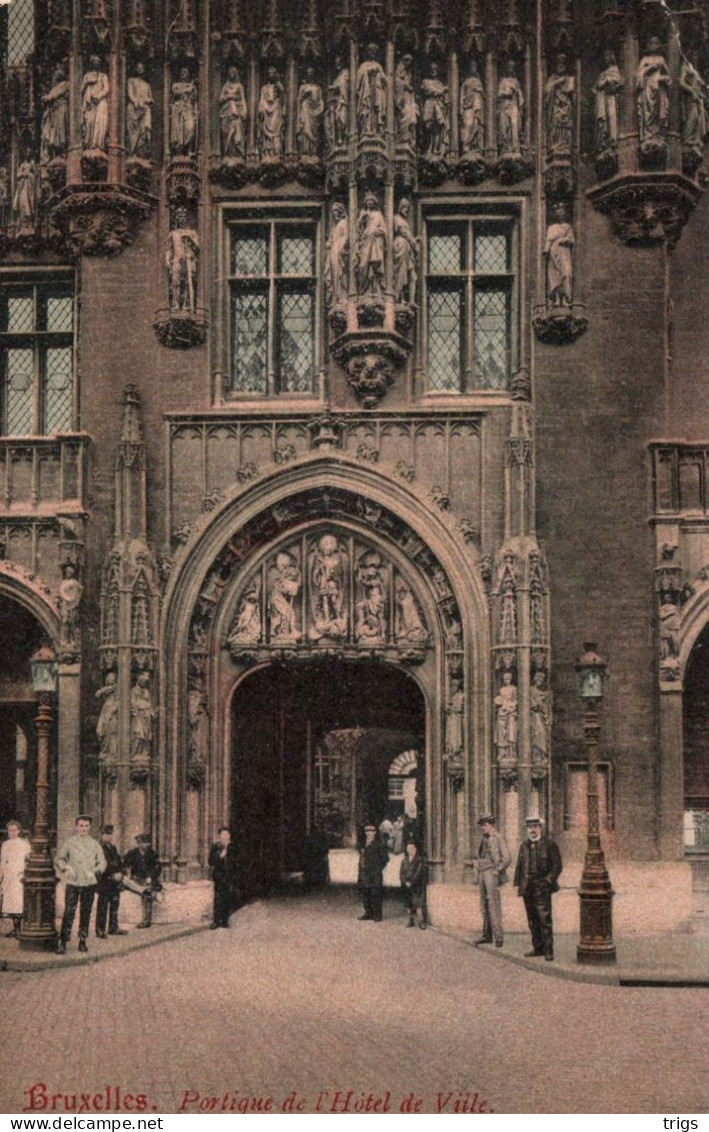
[[576, 850, 617, 965], [18, 851, 58, 952]]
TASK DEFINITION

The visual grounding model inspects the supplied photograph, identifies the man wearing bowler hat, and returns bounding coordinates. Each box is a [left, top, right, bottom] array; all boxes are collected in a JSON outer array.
[[95, 824, 127, 939], [514, 816, 563, 960], [357, 823, 389, 922], [474, 814, 511, 948]]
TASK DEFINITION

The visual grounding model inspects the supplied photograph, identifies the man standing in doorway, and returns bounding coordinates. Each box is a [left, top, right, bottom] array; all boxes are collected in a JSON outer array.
[[95, 824, 127, 939], [55, 815, 105, 954], [514, 816, 563, 961], [474, 814, 511, 948], [358, 824, 389, 922], [208, 826, 239, 929]]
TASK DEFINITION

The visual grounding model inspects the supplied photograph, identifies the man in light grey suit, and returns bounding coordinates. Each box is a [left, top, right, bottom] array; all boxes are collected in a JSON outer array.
[[474, 814, 512, 948]]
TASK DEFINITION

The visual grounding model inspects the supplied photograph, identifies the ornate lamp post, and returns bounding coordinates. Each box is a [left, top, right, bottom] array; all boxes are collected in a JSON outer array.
[[19, 644, 59, 951], [575, 643, 616, 965]]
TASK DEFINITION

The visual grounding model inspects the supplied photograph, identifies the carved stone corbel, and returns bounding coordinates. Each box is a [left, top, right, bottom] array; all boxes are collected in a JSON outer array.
[[48, 184, 156, 256]]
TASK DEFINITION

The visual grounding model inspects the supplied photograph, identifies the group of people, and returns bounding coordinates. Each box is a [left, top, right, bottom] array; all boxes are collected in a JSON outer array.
[[356, 811, 562, 959]]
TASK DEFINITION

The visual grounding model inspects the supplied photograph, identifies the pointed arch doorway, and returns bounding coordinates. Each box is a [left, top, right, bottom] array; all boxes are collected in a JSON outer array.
[[230, 660, 425, 898]]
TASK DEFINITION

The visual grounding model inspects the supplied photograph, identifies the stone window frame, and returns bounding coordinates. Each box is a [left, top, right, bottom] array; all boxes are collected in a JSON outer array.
[[419, 205, 520, 396], [219, 203, 324, 403], [0, 271, 77, 437]]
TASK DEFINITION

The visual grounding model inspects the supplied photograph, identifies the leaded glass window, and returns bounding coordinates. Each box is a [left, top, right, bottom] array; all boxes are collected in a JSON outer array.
[[229, 220, 317, 396], [0, 280, 76, 435], [425, 218, 515, 392], [5, 0, 35, 66]]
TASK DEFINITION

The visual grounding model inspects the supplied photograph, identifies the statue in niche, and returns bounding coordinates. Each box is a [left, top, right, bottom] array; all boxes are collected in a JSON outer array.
[[594, 49, 623, 155], [12, 157, 37, 231], [326, 56, 350, 149], [421, 62, 450, 159], [41, 65, 70, 162], [187, 677, 210, 774], [170, 67, 198, 156], [308, 533, 347, 641], [96, 671, 118, 764], [258, 67, 285, 158], [228, 579, 261, 646], [297, 68, 325, 157], [130, 672, 156, 765], [59, 565, 83, 650], [637, 38, 671, 143], [166, 209, 199, 311], [530, 670, 551, 767], [356, 43, 387, 138], [494, 671, 518, 766], [355, 584, 387, 644], [497, 59, 524, 156], [497, 550, 518, 644], [393, 198, 419, 305], [269, 551, 302, 641], [545, 53, 574, 156], [356, 192, 387, 297], [460, 58, 485, 154], [680, 56, 708, 156], [325, 201, 349, 307], [659, 591, 680, 665], [82, 55, 110, 151], [394, 579, 428, 643], [445, 678, 464, 758], [543, 202, 575, 308], [219, 66, 248, 158], [394, 54, 419, 147], [126, 62, 153, 158]]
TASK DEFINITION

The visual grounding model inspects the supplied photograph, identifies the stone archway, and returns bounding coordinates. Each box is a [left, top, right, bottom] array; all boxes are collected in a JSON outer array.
[[159, 459, 490, 888]]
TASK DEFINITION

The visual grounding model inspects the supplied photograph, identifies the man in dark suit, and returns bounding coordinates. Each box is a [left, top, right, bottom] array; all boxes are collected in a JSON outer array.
[[123, 833, 162, 929], [208, 826, 239, 929], [95, 824, 127, 938], [514, 816, 563, 961], [357, 823, 389, 922]]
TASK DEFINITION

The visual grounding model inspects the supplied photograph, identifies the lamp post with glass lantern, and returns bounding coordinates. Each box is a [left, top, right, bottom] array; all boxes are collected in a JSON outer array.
[[575, 642, 616, 965], [19, 644, 59, 951]]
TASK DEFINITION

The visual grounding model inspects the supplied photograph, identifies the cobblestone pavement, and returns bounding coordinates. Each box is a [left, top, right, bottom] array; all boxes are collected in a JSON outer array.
[[1, 890, 707, 1115]]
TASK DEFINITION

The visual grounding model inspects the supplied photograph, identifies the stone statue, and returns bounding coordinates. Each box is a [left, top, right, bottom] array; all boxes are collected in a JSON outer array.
[[325, 201, 349, 307], [680, 57, 708, 156], [494, 671, 518, 766], [82, 56, 110, 151], [41, 66, 70, 162], [445, 679, 464, 758], [297, 68, 324, 158], [497, 59, 524, 155], [170, 68, 198, 156], [531, 670, 551, 767], [393, 198, 419, 304], [187, 678, 209, 773], [309, 533, 347, 641], [356, 192, 387, 297], [594, 50, 623, 154], [394, 54, 419, 147], [659, 592, 680, 661], [637, 38, 671, 143], [355, 584, 386, 644], [219, 66, 248, 158], [228, 580, 261, 646], [545, 53, 574, 156], [356, 43, 387, 138], [12, 158, 37, 230], [166, 211, 199, 311], [59, 565, 83, 649], [460, 58, 485, 154], [95, 671, 118, 764], [421, 62, 450, 158], [258, 67, 285, 158], [394, 579, 428, 643], [269, 551, 302, 641], [130, 672, 155, 765], [326, 56, 350, 149], [126, 62, 153, 158], [543, 203, 574, 307]]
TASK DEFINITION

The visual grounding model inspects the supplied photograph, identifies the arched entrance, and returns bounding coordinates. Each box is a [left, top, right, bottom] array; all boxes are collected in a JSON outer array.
[[682, 624, 709, 855], [230, 660, 425, 897]]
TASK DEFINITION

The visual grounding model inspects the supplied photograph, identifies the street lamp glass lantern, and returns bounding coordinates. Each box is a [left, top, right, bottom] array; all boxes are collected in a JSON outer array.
[[30, 645, 58, 694], [575, 642, 607, 700]]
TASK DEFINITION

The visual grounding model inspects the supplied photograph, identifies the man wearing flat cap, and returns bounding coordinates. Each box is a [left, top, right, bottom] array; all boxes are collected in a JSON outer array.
[[514, 816, 563, 960], [55, 814, 105, 953], [357, 823, 389, 922], [95, 824, 127, 939], [474, 814, 511, 948], [123, 832, 162, 929]]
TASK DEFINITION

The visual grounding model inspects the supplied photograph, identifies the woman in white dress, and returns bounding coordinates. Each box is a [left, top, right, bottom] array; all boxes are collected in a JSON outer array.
[[0, 820, 31, 937]]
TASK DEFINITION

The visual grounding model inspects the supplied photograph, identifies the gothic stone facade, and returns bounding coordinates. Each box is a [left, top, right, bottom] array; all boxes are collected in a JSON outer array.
[[1, 0, 708, 930]]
